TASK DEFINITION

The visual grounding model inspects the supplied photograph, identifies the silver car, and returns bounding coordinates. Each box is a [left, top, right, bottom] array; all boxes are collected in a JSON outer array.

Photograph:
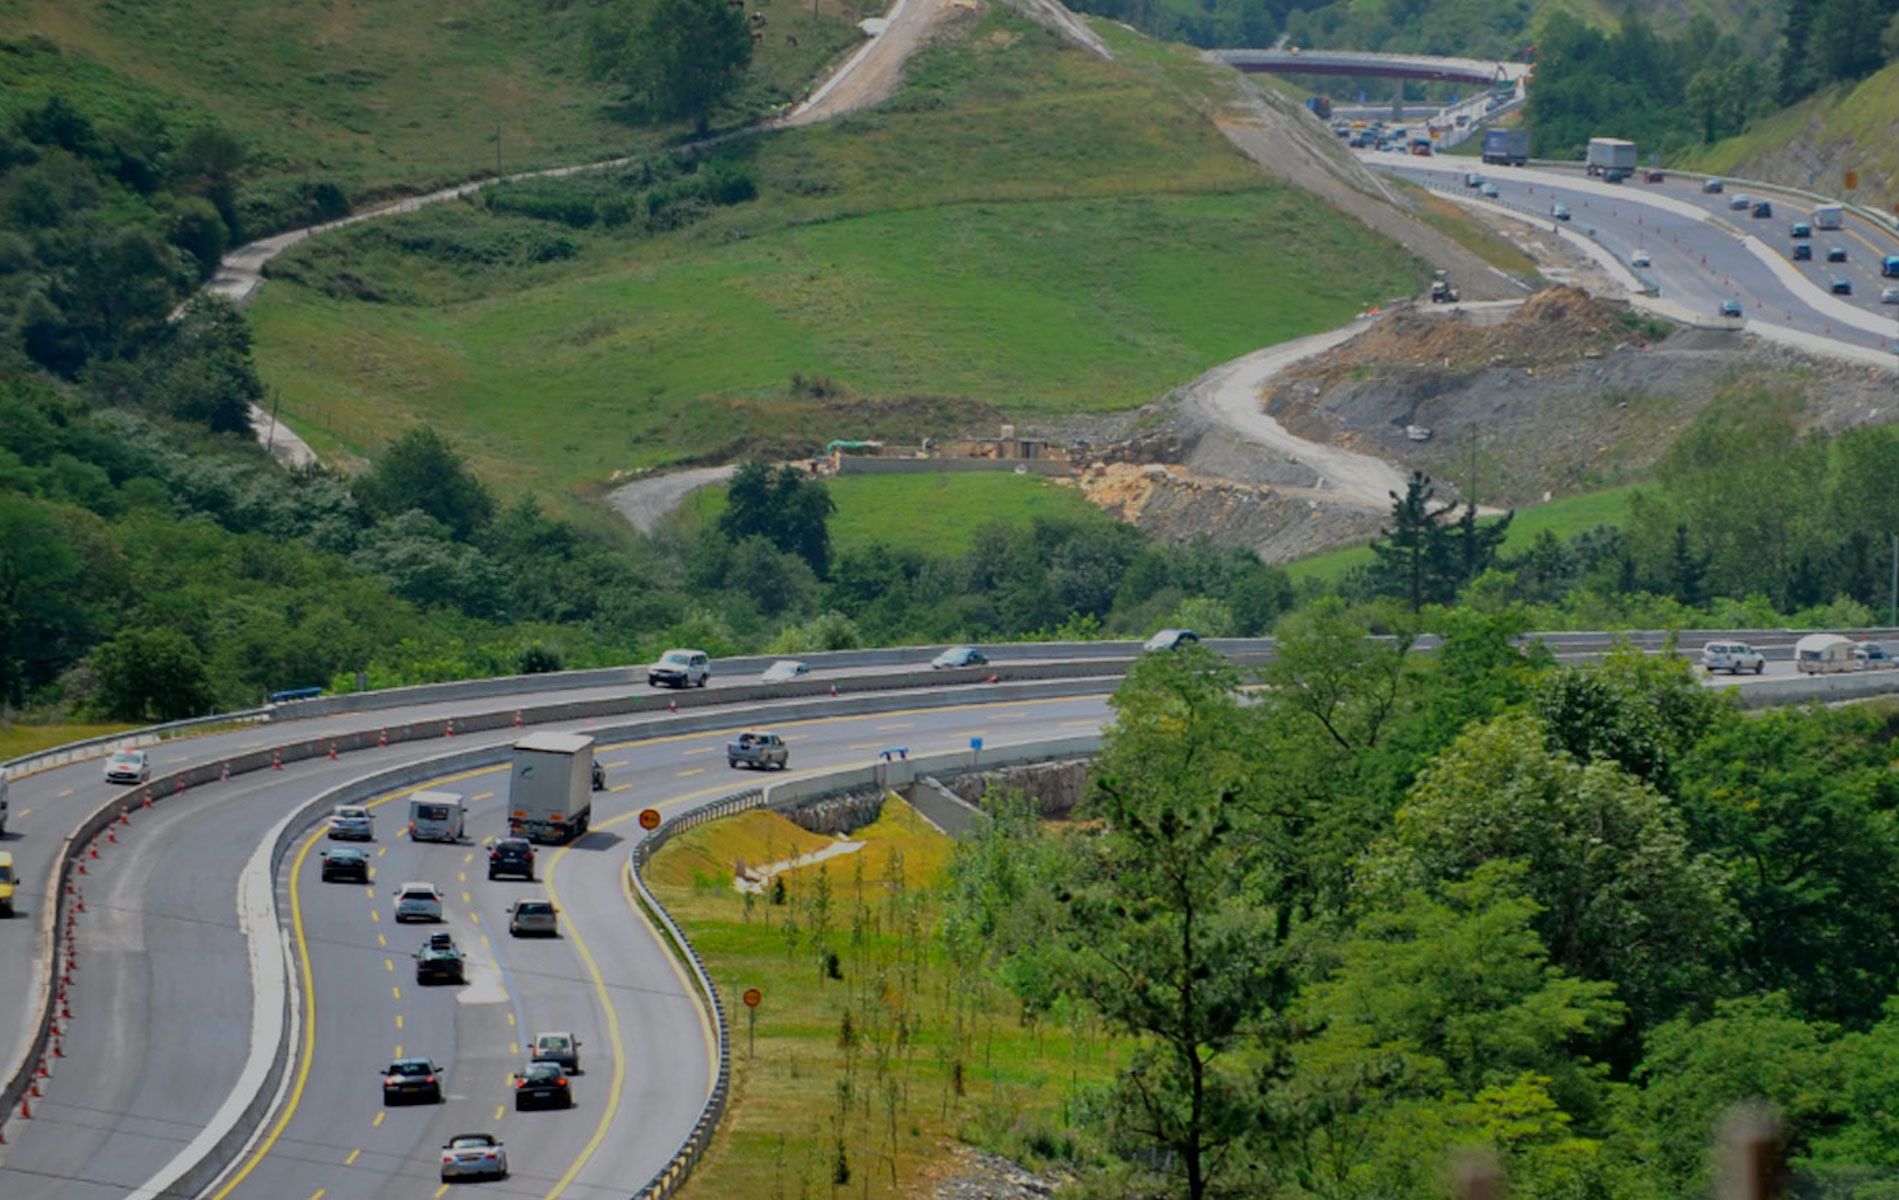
[[327, 804, 374, 841], [394, 882, 445, 923], [440, 1132, 508, 1181], [761, 659, 809, 683], [103, 749, 150, 785], [508, 899, 559, 937], [647, 648, 709, 688], [1700, 641, 1765, 675]]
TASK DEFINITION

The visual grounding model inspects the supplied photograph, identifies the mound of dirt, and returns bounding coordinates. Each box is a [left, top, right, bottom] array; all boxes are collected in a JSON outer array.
[[1266, 287, 1639, 399]]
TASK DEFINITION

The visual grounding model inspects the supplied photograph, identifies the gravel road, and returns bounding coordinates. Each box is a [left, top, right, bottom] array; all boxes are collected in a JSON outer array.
[[606, 465, 739, 532]]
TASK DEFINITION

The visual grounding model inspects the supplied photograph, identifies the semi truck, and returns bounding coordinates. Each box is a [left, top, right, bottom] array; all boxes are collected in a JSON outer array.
[[1814, 204, 1844, 230], [1585, 137, 1638, 177], [508, 732, 595, 844], [1481, 128, 1529, 166]]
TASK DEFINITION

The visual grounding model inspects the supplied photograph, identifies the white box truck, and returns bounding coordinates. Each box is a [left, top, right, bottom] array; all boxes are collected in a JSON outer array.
[[1814, 203, 1844, 230], [1585, 137, 1637, 177], [509, 733, 595, 844], [407, 791, 466, 843]]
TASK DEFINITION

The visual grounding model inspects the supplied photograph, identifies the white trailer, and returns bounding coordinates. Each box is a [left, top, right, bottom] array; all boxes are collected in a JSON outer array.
[[407, 791, 466, 843], [1814, 203, 1844, 230], [1585, 137, 1638, 176], [508, 733, 595, 844]]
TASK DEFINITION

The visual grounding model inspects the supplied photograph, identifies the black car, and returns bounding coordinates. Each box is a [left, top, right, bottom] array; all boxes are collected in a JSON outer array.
[[320, 846, 370, 883], [382, 1057, 444, 1104], [1831, 277, 1854, 295], [1793, 243, 1812, 261], [513, 1061, 574, 1110], [415, 934, 466, 985], [1827, 245, 1849, 263], [488, 837, 536, 882]]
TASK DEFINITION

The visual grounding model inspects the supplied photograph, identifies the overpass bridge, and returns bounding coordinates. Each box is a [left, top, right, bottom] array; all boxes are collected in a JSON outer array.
[[1207, 48, 1532, 88]]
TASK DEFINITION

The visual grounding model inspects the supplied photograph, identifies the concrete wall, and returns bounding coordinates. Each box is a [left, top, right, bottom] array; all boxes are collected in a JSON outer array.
[[834, 456, 1073, 477]]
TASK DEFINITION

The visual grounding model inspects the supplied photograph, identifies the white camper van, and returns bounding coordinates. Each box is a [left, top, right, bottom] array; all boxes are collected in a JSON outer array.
[[407, 791, 466, 843]]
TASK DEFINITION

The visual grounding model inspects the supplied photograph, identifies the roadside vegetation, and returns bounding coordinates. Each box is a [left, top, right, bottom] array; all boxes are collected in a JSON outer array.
[[247, 7, 1422, 502], [651, 798, 1124, 1198]]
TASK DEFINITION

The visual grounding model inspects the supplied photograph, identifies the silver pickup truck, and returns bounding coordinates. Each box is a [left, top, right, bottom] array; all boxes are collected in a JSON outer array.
[[727, 731, 789, 771]]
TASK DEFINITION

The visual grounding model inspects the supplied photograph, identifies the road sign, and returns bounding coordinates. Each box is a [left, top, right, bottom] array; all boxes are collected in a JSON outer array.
[[1844, 170, 1859, 191], [638, 808, 661, 831], [742, 988, 762, 1008]]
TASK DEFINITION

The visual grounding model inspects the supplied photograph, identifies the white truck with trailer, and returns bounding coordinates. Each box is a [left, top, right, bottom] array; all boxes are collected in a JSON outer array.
[[407, 791, 467, 843], [508, 733, 595, 844], [1585, 137, 1638, 178]]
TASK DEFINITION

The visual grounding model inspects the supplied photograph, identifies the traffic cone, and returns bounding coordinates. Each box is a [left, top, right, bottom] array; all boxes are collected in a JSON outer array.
[[829, 683, 839, 698], [220, 762, 230, 783], [444, 719, 455, 739], [513, 711, 524, 728], [378, 729, 388, 748], [272, 748, 283, 771], [985, 673, 999, 684], [141, 790, 153, 809], [668, 698, 678, 713], [88, 844, 98, 860], [174, 777, 184, 795], [20, 1095, 32, 1119], [328, 742, 338, 761], [77, 860, 87, 876], [35, 1059, 48, 1079], [106, 827, 116, 845]]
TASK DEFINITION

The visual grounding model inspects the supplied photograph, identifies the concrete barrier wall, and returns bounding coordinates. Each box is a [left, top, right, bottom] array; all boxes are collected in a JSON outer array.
[[835, 457, 1073, 477]]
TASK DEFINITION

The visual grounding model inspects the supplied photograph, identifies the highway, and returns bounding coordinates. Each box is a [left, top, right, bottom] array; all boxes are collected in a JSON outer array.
[[2, 633, 1895, 1197], [1362, 151, 1899, 357]]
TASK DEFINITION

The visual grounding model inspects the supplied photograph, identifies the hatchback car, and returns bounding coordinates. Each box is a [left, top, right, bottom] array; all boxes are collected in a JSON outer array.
[[1793, 243, 1813, 261], [103, 750, 150, 785], [382, 1057, 444, 1104], [394, 881, 445, 923], [1143, 629, 1201, 653], [761, 659, 810, 683], [488, 837, 536, 881], [1700, 642, 1765, 675], [319, 845, 370, 883], [1790, 221, 1812, 239], [931, 646, 988, 670], [327, 804, 374, 841], [1830, 277, 1853, 295], [1718, 299, 1744, 318], [513, 1060, 574, 1110], [440, 1133, 509, 1182], [1550, 203, 1571, 221], [648, 648, 710, 688], [508, 899, 559, 937], [533, 1031, 582, 1073], [1827, 245, 1849, 263]]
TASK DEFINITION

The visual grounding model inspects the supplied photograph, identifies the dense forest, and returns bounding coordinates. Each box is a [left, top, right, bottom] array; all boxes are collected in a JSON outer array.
[[950, 622, 1899, 1198]]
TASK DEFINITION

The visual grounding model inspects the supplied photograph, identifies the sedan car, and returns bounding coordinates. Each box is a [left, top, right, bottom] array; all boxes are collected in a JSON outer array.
[[761, 659, 810, 683], [382, 1057, 444, 1104], [508, 899, 559, 937], [394, 881, 445, 923], [1728, 194, 1751, 211], [1630, 250, 1651, 268], [103, 749, 150, 785], [1830, 277, 1853, 295], [1793, 243, 1813, 261], [1700, 641, 1765, 675], [1882, 286, 1899, 305], [327, 804, 374, 841], [1143, 628, 1201, 653], [1550, 203, 1571, 221], [513, 1060, 574, 1109], [440, 1133, 509, 1182], [1718, 299, 1745, 318], [1855, 642, 1893, 667], [319, 845, 370, 883], [533, 1031, 581, 1073], [1478, 182, 1499, 198], [1703, 178, 1726, 193], [931, 646, 989, 670], [1827, 245, 1849, 263], [488, 837, 536, 881]]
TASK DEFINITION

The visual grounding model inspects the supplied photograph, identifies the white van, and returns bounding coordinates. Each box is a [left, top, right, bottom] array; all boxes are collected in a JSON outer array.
[[407, 792, 466, 843]]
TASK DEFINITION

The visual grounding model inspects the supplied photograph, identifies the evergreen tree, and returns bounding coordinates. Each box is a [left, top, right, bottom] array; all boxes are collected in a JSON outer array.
[[1369, 471, 1456, 611]]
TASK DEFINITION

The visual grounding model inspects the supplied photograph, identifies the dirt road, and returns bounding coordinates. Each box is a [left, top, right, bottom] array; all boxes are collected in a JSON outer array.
[[783, 0, 954, 126], [606, 466, 739, 533]]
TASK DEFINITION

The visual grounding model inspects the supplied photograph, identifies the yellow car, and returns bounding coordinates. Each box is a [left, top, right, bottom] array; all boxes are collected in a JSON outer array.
[[0, 851, 16, 917]]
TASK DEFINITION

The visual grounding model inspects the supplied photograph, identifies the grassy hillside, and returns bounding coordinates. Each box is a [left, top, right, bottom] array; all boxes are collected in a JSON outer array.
[[249, 7, 1424, 509], [0, 0, 859, 204], [1688, 61, 1899, 210]]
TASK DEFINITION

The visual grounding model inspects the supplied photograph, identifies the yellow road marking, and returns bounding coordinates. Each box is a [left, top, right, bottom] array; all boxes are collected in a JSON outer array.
[[394, 1043, 403, 1057], [610, 783, 632, 793], [363, 886, 374, 900], [494, 1104, 505, 1120], [310, 1190, 326, 1200], [473, 791, 493, 802], [345, 1148, 360, 1165], [17, 808, 28, 819], [457, 871, 467, 884], [375, 934, 386, 948], [847, 741, 879, 750], [1060, 719, 1098, 727], [435, 1186, 449, 1198], [462, 891, 473, 904], [681, 746, 714, 756], [463, 852, 475, 864], [675, 767, 704, 778], [506, 1012, 516, 1027], [384, 959, 394, 973], [372, 1110, 385, 1127], [392, 985, 401, 1001], [369, 909, 379, 924], [603, 759, 628, 768], [375, 847, 386, 858], [509, 1040, 519, 1056], [58, 788, 74, 798], [876, 722, 913, 731], [395, 1014, 404, 1030], [542, 840, 629, 1199]]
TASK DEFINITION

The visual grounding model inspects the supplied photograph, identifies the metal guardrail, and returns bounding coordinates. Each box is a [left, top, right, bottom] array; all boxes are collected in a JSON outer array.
[[1, 707, 270, 781]]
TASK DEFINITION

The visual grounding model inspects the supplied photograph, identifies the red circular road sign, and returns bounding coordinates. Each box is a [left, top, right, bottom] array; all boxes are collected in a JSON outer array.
[[638, 808, 662, 831], [742, 988, 763, 1008]]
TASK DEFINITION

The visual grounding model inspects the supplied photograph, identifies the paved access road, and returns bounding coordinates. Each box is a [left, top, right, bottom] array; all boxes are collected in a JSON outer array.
[[1364, 152, 1899, 356], [0, 691, 1112, 1198]]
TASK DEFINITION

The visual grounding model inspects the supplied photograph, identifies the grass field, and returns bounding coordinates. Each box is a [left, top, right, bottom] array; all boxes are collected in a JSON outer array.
[[1285, 483, 1641, 585], [650, 798, 1119, 1198], [1405, 182, 1541, 274], [0, 0, 860, 203], [248, 7, 1423, 509], [679, 471, 1119, 557], [0, 722, 137, 762]]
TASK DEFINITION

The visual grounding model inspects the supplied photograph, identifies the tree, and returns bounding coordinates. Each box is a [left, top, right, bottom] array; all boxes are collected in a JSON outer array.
[[1369, 471, 1457, 611], [589, 0, 753, 128], [1047, 648, 1281, 1199], [92, 625, 215, 720], [718, 461, 835, 577], [0, 497, 88, 705], [355, 426, 496, 541]]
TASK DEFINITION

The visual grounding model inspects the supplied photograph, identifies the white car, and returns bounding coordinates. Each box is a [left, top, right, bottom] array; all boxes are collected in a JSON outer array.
[[931, 646, 989, 670], [1630, 250, 1651, 268], [760, 659, 809, 683], [104, 749, 150, 785], [1143, 629, 1201, 653], [1700, 641, 1765, 675], [327, 804, 374, 841], [647, 648, 709, 688], [440, 1132, 508, 1181], [1881, 287, 1899, 305], [394, 882, 445, 923]]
